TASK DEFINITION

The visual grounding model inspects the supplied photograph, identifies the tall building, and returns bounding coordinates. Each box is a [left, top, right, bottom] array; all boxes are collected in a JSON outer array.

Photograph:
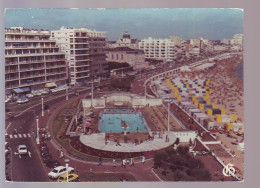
[[169, 36, 183, 46], [139, 37, 178, 61], [231, 34, 243, 51], [5, 27, 67, 95], [51, 27, 108, 85]]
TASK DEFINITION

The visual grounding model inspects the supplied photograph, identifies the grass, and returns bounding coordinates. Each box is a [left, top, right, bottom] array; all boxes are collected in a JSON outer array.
[[79, 172, 136, 182]]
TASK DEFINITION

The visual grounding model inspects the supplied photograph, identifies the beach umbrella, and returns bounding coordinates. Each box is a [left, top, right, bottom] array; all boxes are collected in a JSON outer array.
[[85, 122, 91, 127]]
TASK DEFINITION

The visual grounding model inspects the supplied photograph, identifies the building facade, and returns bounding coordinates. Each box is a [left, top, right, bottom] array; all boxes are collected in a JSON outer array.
[[231, 34, 243, 51], [139, 37, 178, 61], [5, 27, 67, 94], [106, 47, 148, 71], [51, 27, 108, 85], [109, 31, 139, 49]]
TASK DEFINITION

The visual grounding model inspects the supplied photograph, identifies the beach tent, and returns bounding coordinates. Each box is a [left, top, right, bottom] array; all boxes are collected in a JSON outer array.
[[237, 142, 244, 151]]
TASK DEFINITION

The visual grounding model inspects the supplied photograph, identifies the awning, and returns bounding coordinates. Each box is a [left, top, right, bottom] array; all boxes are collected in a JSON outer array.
[[12, 87, 30, 94], [45, 82, 57, 88]]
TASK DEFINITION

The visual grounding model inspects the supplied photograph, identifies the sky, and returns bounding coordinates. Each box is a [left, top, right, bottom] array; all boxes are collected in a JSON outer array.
[[5, 8, 243, 41]]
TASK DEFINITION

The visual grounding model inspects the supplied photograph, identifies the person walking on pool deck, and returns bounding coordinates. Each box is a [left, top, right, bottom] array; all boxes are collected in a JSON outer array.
[[112, 159, 116, 168], [98, 157, 102, 166], [142, 156, 145, 164], [130, 158, 134, 166]]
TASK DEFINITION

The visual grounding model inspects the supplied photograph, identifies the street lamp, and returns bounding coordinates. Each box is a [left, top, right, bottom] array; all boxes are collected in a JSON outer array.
[[64, 158, 70, 183], [167, 102, 170, 132], [41, 97, 44, 117], [36, 116, 40, 144], [66, 87, 68, 101]]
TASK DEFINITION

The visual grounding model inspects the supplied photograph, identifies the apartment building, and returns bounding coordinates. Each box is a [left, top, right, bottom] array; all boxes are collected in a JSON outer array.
[[231, 34, 243, 51], [5, 27, 67, 95], [51, 27, 108, 85], [139, 37, 178, 61]]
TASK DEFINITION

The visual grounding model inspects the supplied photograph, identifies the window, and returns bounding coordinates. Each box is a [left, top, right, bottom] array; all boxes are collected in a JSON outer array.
[[112, 54, 114, 59], [121, 54, 123, 60]]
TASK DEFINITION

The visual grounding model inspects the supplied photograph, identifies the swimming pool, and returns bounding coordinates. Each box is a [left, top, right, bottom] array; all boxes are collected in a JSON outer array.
[[99, 113, 148, 133]]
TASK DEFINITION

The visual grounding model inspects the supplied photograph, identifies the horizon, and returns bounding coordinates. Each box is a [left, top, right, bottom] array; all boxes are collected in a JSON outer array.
[[5, 8, 243, 41]]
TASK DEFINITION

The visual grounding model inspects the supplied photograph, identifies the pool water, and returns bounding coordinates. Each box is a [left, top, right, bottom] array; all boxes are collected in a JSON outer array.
[[99, 113, 148, 133]]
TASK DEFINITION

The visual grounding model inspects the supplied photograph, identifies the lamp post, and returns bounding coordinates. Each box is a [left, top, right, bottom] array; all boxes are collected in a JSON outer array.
[[64, 159, 70, 183], [36, 116, 40, 144], [91, 78, 94, 107], [167, 102, 170, 132], [41, 97, 44, 117], [66, 87, 68, 101]]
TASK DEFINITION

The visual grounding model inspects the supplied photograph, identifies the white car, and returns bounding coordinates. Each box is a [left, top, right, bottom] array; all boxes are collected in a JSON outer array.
[[26, 93, 35, 98], [16, 98, 29, 104], [48, 166, 74, 179], [17, 145, 28, 155]]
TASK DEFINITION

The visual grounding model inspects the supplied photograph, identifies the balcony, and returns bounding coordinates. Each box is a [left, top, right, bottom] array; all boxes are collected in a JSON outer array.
[[5, 44, 58, 49], [5, 77, 19, 81], [46, 71, 67, 76], [19, 66, 45, 72], [5, 69, 19, 73], [20, 74, 45, 79]]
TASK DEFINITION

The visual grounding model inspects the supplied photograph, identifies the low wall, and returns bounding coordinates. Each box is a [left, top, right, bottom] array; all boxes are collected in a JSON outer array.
[[174, 131, 197, 142]]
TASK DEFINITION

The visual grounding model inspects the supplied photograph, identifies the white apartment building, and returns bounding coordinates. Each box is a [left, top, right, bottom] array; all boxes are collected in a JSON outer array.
[[139, 37, 178, 61], [231, 34, 243, 51], [51, 27, 108, 85], [5, 27, 67, 95], [169, 36, 183, 46]]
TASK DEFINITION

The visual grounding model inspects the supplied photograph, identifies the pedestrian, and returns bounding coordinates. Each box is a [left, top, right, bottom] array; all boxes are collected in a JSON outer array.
[[122, 159, 126, 168], [112, 159, 116, 168], [142, 155, 145, 164], [60, 151, 64, 159], [98, 157, 102, 166], [130, 158, 134, 166]]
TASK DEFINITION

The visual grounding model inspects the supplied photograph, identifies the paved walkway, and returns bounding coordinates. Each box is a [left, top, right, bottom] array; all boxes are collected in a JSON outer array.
[[79, 132, 176, 152]]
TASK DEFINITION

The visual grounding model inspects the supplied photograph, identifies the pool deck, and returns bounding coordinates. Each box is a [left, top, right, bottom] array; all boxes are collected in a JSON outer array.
[[79, 131, 176, 152]]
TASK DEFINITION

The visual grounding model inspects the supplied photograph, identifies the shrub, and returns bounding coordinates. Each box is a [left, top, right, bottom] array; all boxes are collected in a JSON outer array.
[[177, 145, 189, 155]]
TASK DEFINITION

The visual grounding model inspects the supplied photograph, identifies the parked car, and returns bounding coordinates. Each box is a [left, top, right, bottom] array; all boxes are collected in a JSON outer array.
[[26, 93, 35, 98], [16, 98, 29, 104], [41, 151, 51, 158], [48, 166, 74, 179], [17, 145, 28, 155], [42, 156, 52, 164], [57, 173, 79, 182], [45, 158, 61, 169], [41, 90, 50, 95]]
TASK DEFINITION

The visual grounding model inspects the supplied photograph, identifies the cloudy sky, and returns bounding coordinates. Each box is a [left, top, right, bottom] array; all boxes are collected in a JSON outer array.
[[5, 8, 243, 41]]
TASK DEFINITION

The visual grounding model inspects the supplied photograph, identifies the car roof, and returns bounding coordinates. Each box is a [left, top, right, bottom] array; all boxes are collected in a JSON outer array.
[[54, 166, 65, 170], [18, 145, 27, 147]]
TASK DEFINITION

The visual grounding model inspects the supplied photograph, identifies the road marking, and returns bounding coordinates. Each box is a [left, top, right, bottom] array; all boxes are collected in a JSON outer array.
[[5, 122, 12, 132], [23, 134, 27, 138], [9, 135, 13, 138], [27, 134, 31, 137], [18, 134, 22, 138], [14, 135, 17, 138]]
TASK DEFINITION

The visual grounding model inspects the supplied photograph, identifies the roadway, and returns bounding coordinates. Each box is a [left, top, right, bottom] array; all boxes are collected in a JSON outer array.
[[6, 137, 49, 182]]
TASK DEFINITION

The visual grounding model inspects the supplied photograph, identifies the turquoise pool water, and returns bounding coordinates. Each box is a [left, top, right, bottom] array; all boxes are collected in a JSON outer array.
[[99, 113, 148, 133]]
